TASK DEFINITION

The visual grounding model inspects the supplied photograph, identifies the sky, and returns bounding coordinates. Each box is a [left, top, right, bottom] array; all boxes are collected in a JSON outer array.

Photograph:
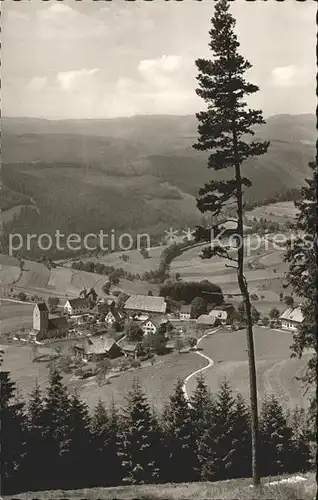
[[2, 0, 316, 119]]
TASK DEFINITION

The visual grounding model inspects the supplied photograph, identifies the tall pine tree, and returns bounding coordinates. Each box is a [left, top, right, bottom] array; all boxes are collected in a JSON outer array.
[[193, 0, 269, 485]]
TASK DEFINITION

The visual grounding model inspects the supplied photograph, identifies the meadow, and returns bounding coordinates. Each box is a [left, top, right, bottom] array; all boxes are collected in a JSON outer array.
[[245, 201, 298, 224], [3, 473, 315, 500], [186, 327, 311, 411], [1, 343, 205, 412]]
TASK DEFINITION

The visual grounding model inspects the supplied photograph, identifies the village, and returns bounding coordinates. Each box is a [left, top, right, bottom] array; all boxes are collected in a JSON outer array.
[[10, 282, 302, 386]]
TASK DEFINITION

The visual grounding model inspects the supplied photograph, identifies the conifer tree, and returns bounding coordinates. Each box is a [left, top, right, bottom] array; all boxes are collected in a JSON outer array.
[[0, 371, 27, 494], [193, 0, 269, 484], [162, 378, 197, 482], [284, 161, 317, 403], [91, 398, 122, 487], [41, 366, 72, 489], [190, 375, 216, 478], [106, 399, 122, 486], [118, 379, 160, 485], [91, 398, 110, 486], [259, 395, 293, 476], [197, 380, 238, 481], [230, 393, 251, 478], [287, 406, 312, 473], [67, 392, 92, 488], [25, 382, 46, 491]]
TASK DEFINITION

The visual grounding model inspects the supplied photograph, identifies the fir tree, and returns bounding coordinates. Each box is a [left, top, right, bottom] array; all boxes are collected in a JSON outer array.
[[91, 398, 122, 486], [284, 161, 317, 401], [230, 394, 251, 478], [0, 371, 27, 494], [287, 406, 312, 473], [41, 366, 71, 489], [193, 0, 270, 484], [190, 375, 216, 478], [197, 380, 238, 481], [162, 378, 197, 482], [67, 391, 92, 489], [259, 395, 293, 476], [118, 379, 161, 485], [25, 382, 46, 491]]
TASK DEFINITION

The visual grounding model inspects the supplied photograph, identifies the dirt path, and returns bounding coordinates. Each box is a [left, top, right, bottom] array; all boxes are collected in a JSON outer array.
[[182, 326, 221, 402]]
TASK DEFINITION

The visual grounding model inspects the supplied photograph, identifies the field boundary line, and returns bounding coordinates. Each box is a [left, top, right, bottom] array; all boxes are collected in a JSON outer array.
[[182, 326, 222, 402], [0, 297, 34, 306]]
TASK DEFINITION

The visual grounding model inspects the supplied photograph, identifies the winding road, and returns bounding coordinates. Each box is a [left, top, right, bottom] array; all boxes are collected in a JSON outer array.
[[182, 326, 221, 402]]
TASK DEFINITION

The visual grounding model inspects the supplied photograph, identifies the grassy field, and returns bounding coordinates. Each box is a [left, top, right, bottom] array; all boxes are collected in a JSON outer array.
[[186, 327, 311, 410], [66, 244, 165, 275], [0, 300, 33, 334], [245, 201, 298, 224], [4, 473, 315, 500], [0, 250, 160, 304], [1, 343, 205, 412]]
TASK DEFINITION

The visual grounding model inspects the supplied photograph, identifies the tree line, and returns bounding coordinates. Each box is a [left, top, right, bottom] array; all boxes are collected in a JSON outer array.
[[1, 366, 314, 495]]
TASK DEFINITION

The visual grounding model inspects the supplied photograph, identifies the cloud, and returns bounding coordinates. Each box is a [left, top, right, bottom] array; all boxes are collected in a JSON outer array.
[[27, 76, 48, 91], [138, 55, 184, 88], [57, 68, 100, 91], [270, 65, 311, 88]]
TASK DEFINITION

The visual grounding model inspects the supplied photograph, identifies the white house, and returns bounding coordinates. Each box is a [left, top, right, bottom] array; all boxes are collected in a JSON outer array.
[[208, 309, 228, 323], [105, 309, 124, 325], [140, 316, 171, 336], [179, 305, 191, 320], [64, 298, 90, 316], [279, 307, 304, 331]]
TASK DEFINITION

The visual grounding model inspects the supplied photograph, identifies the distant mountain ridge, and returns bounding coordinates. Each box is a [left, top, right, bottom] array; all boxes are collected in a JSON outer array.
[[0, 113, 315, 259]]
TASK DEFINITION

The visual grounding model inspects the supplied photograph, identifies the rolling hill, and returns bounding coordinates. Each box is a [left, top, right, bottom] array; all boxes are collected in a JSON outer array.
[[0, 114, 315, 258]]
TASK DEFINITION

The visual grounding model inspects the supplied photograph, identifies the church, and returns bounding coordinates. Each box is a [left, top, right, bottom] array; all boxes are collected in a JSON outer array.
[[29, 302, 68, 342]]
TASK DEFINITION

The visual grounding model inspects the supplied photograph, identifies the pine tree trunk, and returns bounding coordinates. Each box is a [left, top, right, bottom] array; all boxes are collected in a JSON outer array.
[[233, 130, 260, 486]]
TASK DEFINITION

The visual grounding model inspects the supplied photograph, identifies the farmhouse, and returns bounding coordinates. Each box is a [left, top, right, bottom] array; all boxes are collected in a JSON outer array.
[[29, 302, 68, 341], [140, 316, 171, 336], [279, 307, 304, 331], [105, 309, 125, 325], [124, 294, 167, 314], [117, 338, 144, 359], [208, 309, 228, 323], [64, 298, 91, 316], [197, 314, 217, 327], [179, 305, 191, 320], [75, 336, 121, 361]]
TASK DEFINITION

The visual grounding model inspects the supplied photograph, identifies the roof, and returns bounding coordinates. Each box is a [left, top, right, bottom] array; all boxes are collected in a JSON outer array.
[[48, 316, 68, 330], [124, 294, 166, 313], [117, 340, 141, 352], [197, 314, 217, 325], [35, 302, 48, 312], [165, 339, 176, 349], [213, 303, 234, 311], [142, 315, 169, 328], [209, 309, 227, 318], [180, 305, 191, 314], [279, 307, 304, 323], [132, 313, 150, 321], [66, 298, 90, 309], [84, 337, 118, 355]]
